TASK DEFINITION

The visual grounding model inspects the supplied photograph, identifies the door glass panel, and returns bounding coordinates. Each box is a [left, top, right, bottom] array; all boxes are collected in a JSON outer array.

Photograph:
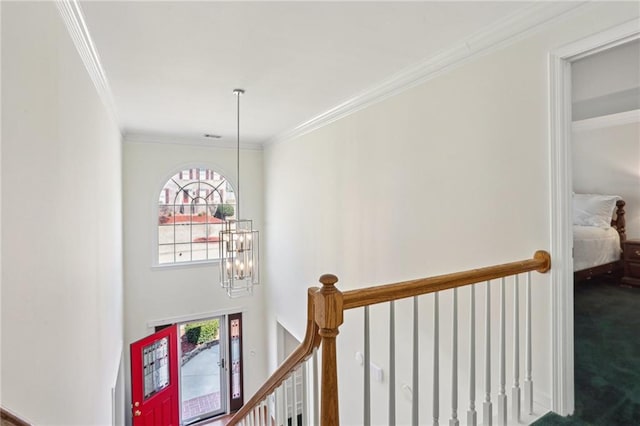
[[180, 317, 225, 424], [228, 313, 244, 412], [143, 337, 170, 400], [230, 319, 241, 399]]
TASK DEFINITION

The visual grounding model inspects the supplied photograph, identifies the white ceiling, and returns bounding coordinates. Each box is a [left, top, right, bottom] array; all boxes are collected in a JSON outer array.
[[80, 1, 542, 146]]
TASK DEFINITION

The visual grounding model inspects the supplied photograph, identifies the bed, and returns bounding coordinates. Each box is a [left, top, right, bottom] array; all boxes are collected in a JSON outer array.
[[573, 194, 626, 282]]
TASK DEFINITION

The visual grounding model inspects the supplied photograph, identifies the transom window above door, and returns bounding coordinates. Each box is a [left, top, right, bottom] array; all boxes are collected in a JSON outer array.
[[158, 168, 235, 265]]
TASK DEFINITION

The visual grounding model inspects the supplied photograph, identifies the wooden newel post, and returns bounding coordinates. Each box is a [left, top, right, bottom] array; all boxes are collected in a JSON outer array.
[[314, 273, 344, 426]]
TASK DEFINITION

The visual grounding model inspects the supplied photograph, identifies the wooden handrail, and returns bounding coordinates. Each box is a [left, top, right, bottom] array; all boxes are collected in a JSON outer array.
[[342, 251, 551, 310], [1, 407, 32, 426], [227, 287, 322, 426]]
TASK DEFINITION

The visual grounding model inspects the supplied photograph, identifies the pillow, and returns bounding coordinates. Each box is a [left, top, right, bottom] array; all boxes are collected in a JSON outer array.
[[573, 193, 620, 229]]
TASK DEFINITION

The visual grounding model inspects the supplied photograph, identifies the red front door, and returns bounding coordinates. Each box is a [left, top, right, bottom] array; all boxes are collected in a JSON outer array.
[[131, 326, 179, 426]]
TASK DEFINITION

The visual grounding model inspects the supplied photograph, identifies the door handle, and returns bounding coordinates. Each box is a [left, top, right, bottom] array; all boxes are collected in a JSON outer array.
[[134, 410, 142, 417]]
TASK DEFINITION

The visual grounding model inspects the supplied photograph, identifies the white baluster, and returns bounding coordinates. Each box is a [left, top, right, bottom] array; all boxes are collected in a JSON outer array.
[[293, 370, 299, 426], [364, 305, 371, 426], [390, 301, 396, 426], [253, 405, 258, 426], [267, 394, 273, 426], [302, 362, 308, 426], [412, 296, 419, 426], [274, 385, 280, 426], [434, 292, 440, 426], [450, 288, 459, 426], [264, 400, 268, 426], [468, 285, 477, 426], [276, 382, 287, 426], [259, 402, 265, 426], [313, 349, 319, 426], [483, 281, 492, 426], [284, 376, 289, 425], [513, 275, 521, 423], [497, 278, 507, 426], [524, 272, 533, 415]]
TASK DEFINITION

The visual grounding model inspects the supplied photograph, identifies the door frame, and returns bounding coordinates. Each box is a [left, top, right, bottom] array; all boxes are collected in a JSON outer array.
[[548, 18, 640, 416]]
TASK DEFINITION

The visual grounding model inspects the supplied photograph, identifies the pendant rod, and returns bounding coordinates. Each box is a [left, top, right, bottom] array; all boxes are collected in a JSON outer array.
[[234, 88, 244, 218]]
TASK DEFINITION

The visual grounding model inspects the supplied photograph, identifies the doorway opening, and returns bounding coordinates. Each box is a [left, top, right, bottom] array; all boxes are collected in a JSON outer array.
[[180, 317, 227, 424], [549, 19, 639, 415]]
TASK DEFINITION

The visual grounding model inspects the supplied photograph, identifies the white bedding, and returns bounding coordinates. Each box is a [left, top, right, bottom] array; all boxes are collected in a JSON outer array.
[[573, 225, 621, 271]]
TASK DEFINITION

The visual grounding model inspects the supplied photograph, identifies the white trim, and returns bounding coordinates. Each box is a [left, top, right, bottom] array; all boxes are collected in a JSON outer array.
[[112, 339, 123, 387], [111, 343, 123, 426], [151, 258, 221, 270], [549, 18, 640, 417], [268, 2, 587, 146], [125, 132, 263, 151], [572, 109, 640, 132], [55, 0, 121, 134], [146, 307, 245, 329]]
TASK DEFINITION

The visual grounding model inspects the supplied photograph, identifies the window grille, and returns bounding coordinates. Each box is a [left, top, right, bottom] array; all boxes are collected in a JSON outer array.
[[157, 168, 236, 264]]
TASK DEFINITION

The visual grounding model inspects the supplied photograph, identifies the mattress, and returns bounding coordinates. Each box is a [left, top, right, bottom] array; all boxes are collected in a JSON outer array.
[[573, 225, 622, 272]]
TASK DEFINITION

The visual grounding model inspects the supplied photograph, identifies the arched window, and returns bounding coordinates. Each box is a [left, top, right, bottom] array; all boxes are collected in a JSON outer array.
[[158, 168, 235, 264]]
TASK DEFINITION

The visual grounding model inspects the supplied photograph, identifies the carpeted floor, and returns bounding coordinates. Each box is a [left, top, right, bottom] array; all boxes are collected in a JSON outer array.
[[533, 276, 640, 425]]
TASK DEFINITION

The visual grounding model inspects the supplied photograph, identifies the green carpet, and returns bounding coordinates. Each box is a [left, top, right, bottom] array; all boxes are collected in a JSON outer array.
[[533, 277, 640, 425]]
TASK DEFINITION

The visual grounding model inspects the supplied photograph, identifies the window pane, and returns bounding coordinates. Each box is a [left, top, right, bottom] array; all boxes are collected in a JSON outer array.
[[143, 337, 170, 400], [192, 224, 208, 242], [191, 243, 208, 261], [158, 244, 175, 264], [174, 225, 191, 244], [158, 225, 174, 245], [175, 244, 192, 262]]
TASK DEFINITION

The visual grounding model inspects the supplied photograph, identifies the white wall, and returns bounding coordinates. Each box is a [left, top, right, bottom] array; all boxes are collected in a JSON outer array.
[[122, 140, 267, 425], [1, 2, 123, 425], [573, 121, 640, 239], [263, 3, 639, 424]]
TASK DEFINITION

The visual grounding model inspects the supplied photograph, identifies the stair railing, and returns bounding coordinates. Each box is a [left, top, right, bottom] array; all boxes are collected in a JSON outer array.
[[228, 250, 551, 426], [1, 407, 32, 426]]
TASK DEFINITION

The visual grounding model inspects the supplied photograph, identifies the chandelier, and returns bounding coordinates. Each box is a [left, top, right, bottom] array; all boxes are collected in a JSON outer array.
[[219, 89, 260, 297]]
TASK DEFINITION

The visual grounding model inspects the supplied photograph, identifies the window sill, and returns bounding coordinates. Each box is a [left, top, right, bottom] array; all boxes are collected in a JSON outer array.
[[151, 259, 221, 271]]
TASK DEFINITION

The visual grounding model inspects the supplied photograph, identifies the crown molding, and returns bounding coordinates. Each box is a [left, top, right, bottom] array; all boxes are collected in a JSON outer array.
[[267, 1, 588, 146], [56, 0, 121, 134], [572, 109, 640, 132], [124, 132, 264, 151]]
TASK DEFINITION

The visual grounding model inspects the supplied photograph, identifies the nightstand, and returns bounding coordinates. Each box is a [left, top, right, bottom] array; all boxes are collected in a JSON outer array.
[[622, 240, 640, 287]]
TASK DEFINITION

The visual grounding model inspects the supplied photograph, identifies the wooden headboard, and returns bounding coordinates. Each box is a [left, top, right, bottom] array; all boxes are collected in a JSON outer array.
[[612, 199, 626, 246]]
